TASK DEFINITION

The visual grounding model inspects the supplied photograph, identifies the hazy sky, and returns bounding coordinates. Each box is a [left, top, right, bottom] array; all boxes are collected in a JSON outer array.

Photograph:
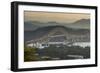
[[24, 11, 90, 23]]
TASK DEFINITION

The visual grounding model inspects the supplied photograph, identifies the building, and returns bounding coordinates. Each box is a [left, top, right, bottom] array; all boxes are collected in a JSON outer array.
[[27, 35, 68, 49]]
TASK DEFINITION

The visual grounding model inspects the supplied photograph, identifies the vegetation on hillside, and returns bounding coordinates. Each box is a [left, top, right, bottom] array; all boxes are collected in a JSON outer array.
[[24, 45, 90, 62]]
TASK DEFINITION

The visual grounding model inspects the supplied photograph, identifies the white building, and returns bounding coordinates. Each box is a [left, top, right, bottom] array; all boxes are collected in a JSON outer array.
[[27, 35, 68, 49]]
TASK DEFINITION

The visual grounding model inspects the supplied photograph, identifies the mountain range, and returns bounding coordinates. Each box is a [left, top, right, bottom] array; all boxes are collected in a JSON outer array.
[[24, 19, 90, 31], [24, 25, 90, 42]]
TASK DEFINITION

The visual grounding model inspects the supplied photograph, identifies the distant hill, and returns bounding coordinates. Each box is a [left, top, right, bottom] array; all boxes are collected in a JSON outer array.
[[74, 19, 90, 24], [24, 25, 90, 42], [24, 21, 46, 31], [24, 19, 90, 31], [67, 19, 90, 29]]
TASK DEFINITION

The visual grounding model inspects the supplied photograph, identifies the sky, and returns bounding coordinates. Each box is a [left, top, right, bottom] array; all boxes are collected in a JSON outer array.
[[24, 11, 90, 23]]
